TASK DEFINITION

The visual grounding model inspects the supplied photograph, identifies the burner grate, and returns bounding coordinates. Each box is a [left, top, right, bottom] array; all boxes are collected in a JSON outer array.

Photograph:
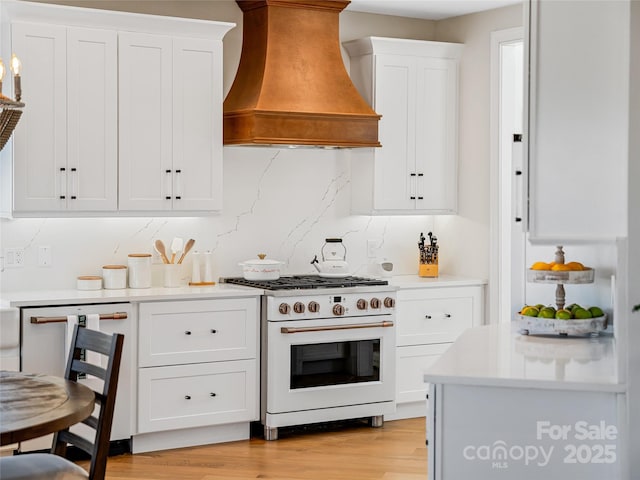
[[221, 275, 388, 290]]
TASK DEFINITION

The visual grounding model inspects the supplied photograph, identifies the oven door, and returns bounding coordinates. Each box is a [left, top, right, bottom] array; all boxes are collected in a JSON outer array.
[[266, 315, 395, 413]]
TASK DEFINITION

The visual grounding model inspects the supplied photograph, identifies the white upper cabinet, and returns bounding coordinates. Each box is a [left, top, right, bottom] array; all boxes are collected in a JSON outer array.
[[119, 34, 224, 212], [11, 23, 118, 213], [344, 37, 462, 215], [3, 1, 233, 216], [525, 0, 629, 242]]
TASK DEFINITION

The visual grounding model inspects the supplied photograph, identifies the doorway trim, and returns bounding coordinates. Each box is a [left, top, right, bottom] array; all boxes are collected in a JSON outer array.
[[489, 26, 524, 324]]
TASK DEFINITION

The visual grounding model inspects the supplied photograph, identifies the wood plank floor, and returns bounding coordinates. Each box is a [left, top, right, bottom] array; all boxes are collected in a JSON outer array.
[[91, 418, 427, 480]]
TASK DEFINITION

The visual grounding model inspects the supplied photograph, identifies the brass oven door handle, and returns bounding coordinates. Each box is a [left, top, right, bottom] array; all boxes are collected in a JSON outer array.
[[30, 312, 128, 324], [280, 320, 394, 334]]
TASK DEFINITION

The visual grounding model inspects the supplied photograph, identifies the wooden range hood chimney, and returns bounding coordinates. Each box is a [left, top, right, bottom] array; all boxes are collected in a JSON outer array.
[[223, 0, 381, 148]]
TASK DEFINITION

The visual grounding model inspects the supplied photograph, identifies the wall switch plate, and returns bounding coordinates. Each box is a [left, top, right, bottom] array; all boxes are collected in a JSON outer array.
[[38, 246, 52, 267], [4, 248, 25, 268]]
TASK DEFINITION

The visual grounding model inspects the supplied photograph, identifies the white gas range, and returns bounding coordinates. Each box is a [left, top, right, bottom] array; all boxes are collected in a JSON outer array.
[[222, 275, 397, 440]]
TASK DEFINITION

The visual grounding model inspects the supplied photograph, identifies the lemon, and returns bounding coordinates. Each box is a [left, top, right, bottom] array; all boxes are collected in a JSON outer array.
[[565, 261, 585, 271], [531, 261, 551, 270], [551, 264, 572, 271], [555, 309, 572, 320], [521, 306, 540, 317]]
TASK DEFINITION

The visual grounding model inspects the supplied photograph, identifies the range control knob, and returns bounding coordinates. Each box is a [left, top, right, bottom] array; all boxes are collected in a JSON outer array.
[[278, 303, 291, 315], [370, 298, 381, 309], [308, 301, 320, 313], [333, 304, 345, 316], [293, 302, 305, 314], [356, 299, 368, 310], [384, 297, 396, 308]]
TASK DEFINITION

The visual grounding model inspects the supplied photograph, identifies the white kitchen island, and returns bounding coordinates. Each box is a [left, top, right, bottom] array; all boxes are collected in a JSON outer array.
[[424, 323, 625, 479]]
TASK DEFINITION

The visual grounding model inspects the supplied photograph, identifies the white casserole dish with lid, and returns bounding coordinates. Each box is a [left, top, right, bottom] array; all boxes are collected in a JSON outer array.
[[239, 254, 283, 280]]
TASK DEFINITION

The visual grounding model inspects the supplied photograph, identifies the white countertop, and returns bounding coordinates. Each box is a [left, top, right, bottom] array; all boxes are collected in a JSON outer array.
[[1, 284, 263, 307], [389, 274, 487, 288], [0, 274, 484, 307], [423, 322, 623, 392]]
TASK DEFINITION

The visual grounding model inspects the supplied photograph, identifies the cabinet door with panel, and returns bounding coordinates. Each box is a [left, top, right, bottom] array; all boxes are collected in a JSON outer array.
[[345, 37, 462, 215], [526, 0, 628, 241], [119, 33, 223, 212], [11, 22, 117, 213]]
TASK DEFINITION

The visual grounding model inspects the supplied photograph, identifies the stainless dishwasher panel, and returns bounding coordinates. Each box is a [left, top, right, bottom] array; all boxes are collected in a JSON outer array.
[[20, 303, 132, 452]]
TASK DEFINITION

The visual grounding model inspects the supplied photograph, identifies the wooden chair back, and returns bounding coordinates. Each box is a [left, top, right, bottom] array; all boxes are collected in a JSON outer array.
[[53, 325, 124, 480]]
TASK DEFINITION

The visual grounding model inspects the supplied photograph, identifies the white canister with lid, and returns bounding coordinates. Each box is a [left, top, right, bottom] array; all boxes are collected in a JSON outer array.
[[102, 265, 127, 289], [127, 254, 152, 288]]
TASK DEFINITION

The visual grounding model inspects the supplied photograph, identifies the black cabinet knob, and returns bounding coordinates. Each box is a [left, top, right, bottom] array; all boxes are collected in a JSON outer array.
[[185, 331, 191, 335], [185, 395, 191, 400]]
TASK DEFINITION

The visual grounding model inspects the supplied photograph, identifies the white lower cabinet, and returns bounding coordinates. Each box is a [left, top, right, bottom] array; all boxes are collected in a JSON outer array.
[[388, 281, 484, 420], [138, 360, 257, 433], [134, 297, 259, 452]]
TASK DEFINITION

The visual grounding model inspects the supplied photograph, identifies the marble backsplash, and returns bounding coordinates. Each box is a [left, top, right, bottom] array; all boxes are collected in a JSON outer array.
[[0, 146, 469, 293]]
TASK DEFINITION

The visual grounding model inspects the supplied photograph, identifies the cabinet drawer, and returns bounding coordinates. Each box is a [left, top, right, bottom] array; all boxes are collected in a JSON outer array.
[[397, 344, 450, 404], [396, 286, 481, 346], [139, 298, 258, 367], [138, 359, 258, 433]]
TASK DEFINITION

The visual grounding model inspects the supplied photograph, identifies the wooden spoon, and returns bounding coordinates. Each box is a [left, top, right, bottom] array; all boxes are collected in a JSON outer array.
[[154, 239, 170, 264], [177, 238, 195, 264]]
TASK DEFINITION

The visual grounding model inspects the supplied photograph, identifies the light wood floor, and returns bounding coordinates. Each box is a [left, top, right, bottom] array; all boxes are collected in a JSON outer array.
[[90, 418, 427, 480]]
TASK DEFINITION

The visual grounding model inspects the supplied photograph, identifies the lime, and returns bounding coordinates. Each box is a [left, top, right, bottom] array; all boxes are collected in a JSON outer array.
[[539, 307, 556, 319], [555, 309, 572, 320], [569, 304, 583, 315], [521, 306, 539, 317], [574, 308, 593, 319], [589, 306, 604, 318]]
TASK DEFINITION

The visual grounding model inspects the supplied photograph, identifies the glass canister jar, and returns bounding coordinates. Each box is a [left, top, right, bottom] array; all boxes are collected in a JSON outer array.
[[127, 254, 152, 288]]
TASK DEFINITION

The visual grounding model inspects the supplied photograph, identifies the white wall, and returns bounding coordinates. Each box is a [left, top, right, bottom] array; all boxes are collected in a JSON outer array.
[[0, 1, 523, 293], [430, 5, 523, 278]]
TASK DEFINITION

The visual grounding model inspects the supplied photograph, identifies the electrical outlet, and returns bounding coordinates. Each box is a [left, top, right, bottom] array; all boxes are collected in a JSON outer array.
[[38, 246, 52, 267], [5, 248, 25, 268]]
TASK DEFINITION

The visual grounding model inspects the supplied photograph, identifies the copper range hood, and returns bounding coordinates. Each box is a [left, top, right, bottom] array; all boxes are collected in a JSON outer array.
[[223, 0, 381, 148]]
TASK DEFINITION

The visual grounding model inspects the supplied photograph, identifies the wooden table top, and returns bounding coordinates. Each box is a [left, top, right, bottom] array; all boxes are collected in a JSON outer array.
[[0, 370, 95, 446]]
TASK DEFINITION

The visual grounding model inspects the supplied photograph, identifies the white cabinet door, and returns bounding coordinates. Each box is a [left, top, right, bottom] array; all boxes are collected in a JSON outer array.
[[397, 343, 450, 404], [12, 22, 67, 212], [119, 34, 223, 212], [346, 37, 462, 215], [172, 37, 223, 211], [12, 23, 117, 213], [414, 56, 458, 212], [373, 54, 416, 211], [118, 32, 173, 211], [66, 27, 118, 211], [526, 0, 628, 241]]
